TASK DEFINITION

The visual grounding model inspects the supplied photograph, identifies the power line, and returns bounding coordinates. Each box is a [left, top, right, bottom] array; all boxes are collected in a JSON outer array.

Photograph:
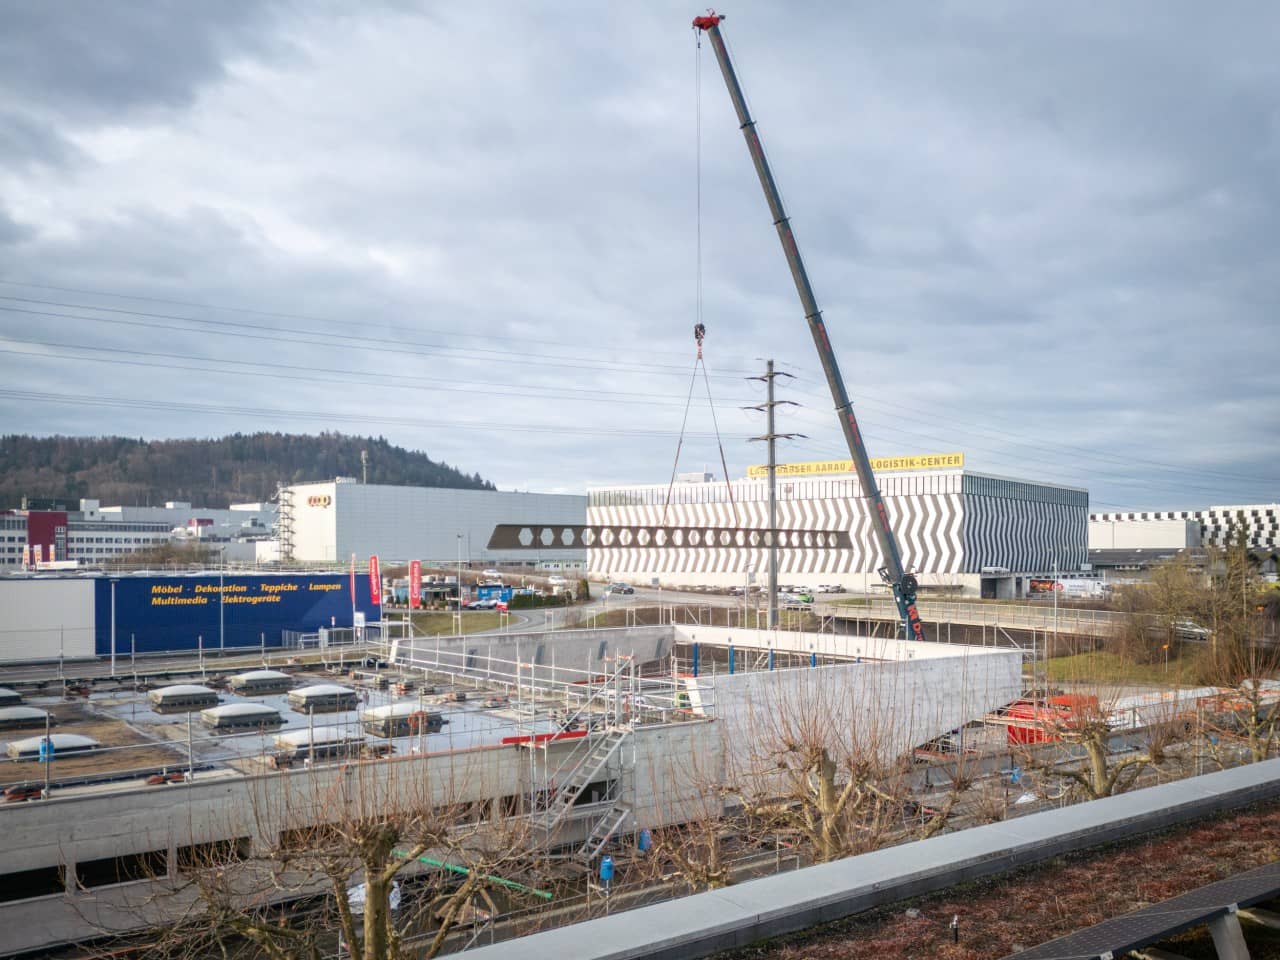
[[0, 388, 754, 441], [0, 295, 756, 380], [779, 383, 1275, 487], [786, 432, 1271, 504], [2, 292, 1271, 495], [0, 340, 763, 410], [0, 277, 757, 365]]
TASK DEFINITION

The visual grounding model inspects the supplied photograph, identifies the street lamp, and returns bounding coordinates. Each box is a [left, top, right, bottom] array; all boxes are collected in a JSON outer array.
[[219, 546, 226, 653], [455, 533, 463, 636]]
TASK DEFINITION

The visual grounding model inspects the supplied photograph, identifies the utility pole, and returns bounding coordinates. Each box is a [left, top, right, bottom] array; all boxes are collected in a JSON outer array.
[[747, 360, 802, 630], [361, 449, 369, 485]]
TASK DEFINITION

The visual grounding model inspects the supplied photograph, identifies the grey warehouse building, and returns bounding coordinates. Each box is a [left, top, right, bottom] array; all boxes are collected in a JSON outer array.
[[278, 479, 585, 567]]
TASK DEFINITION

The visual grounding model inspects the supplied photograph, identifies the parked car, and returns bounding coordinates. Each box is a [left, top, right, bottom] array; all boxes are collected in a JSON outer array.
[[817, 584, 846, 594], [466, 598, 499, 610], [606, 582, 635, 595], [1174, 620, 1212, 641], [482, 568, 502, 578], [2, 783, 43, 802], [547, 575, 568, 586]]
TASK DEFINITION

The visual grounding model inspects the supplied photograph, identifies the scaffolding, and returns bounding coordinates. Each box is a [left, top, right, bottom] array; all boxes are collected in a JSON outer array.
[[274, 483, 295, 563]]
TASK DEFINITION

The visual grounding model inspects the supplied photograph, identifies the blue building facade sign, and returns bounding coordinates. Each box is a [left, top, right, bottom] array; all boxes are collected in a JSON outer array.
[[94, 574, 381, 655]]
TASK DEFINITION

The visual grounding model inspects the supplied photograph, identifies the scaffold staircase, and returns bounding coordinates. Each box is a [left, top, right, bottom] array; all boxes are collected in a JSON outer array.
[[576, 801, 632, 862], [274, 482, 295, 562], [534, 725, 629, 837]]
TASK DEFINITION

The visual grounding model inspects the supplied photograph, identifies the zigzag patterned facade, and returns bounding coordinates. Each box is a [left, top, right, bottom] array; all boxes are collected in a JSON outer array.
[[587, 470, 1087, 586]]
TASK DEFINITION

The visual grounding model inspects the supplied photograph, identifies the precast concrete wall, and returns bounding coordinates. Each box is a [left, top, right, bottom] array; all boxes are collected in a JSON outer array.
[[674, 625, 1022, 662], [0, 746, 521, 955], [628, 719, 726, 830], [672, 627, 1022, 772], [393, 625, 673, 684], [0, 578, 95, 662], [0, 721, 716, 956]]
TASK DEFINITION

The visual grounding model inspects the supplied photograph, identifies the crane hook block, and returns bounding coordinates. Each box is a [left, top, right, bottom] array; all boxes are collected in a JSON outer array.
[[692, 11, 724, 31]]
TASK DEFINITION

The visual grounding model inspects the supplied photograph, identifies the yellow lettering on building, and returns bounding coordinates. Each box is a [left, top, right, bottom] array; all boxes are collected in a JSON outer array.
[[746, 452, 964, 479]]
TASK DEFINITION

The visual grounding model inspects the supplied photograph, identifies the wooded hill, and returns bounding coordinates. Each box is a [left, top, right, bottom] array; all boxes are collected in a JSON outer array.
[[0, 433, 494, 509]]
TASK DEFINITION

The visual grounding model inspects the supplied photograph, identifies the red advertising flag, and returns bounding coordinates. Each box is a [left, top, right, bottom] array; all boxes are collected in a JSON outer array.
[[368, 555, 381, 606], [408, 560, 422, 610], [350, 553, 356, 601]]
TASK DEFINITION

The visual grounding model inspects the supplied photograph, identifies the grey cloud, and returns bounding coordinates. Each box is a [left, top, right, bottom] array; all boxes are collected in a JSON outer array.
[[0, 208, 32, 247], [0, 2, 286, 120], [0, 2, 1275, 509], [0, 110, 81, 170]]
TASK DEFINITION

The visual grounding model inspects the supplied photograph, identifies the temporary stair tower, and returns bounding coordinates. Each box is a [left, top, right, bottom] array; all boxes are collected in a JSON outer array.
[[526, 655, 638, 859]]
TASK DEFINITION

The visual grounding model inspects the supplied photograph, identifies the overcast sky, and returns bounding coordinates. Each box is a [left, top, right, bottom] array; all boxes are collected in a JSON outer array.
[[1, 2, 1276, 512]]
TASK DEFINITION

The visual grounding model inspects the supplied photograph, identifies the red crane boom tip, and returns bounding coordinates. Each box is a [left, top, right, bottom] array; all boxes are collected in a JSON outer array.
[[692, 11, 723, 30]]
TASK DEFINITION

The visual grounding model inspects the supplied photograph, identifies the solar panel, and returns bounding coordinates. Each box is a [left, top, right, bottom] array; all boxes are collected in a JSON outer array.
[[1000, 860, 1280, 960]]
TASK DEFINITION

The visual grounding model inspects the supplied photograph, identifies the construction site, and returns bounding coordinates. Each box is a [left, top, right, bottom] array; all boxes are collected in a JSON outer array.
[[1, 8, 1277, 960], [0, 616, 1016, 948], [4, 600, 1279, 958]]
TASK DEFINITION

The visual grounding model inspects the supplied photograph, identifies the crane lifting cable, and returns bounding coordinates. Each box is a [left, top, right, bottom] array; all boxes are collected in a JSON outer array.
[[660, 323, 741, 530], [659, 29, 741, 531]]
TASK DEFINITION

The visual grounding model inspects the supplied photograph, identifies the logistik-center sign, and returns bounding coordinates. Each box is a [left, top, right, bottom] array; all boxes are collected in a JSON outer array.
[[746, 452, 964, 479], [307, 495, 332, 507]]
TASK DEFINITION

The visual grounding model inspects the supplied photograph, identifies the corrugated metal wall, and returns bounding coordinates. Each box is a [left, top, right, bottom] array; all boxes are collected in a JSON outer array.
[[0, 579, 96, 662]]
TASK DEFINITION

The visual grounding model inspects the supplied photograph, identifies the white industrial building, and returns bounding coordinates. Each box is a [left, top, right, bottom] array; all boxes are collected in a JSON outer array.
[[278, 479, 586, 567], [587, 463, 1088, 598], [93, 499, 275, 540], [0, 499, 276, 570], [1090, 503, 1278, 551]]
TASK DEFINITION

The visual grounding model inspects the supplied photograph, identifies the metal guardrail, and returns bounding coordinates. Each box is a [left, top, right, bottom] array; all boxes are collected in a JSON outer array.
[[818, 598, 1122, 636]]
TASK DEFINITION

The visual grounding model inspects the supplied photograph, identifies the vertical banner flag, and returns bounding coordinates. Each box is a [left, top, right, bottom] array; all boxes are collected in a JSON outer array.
[[408, 560, 422, 610], [350, 553, 356, 601], [34, 544, 44, 564], [368, 555, 381, 606], [22, 544, 29, 568]]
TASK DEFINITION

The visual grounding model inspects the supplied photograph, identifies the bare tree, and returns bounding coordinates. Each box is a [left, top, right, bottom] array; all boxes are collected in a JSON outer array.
[[721, 662, 969, 863], [1012, 689, 1189, 800], [124, 758, 551, 960], [1192, 528, 1278, 763], [1201, 637, 1280, 764]]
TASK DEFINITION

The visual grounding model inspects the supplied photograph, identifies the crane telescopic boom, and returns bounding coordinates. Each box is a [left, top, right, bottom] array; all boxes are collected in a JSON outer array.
[[692, 10, 927, 642]]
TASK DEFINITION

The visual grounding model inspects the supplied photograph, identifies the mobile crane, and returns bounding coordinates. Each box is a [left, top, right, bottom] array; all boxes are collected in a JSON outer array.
[[692, 11, 927, 642]]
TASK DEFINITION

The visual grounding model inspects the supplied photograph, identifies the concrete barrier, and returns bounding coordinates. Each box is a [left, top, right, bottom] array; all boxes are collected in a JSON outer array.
[[463, 759, 1280, 960]]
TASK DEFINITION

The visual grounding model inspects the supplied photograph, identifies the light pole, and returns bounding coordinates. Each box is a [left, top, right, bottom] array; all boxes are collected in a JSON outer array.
[[109, 579, 117, 678], [219, 547, 226, 654], [455, 534, 463, 636]]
